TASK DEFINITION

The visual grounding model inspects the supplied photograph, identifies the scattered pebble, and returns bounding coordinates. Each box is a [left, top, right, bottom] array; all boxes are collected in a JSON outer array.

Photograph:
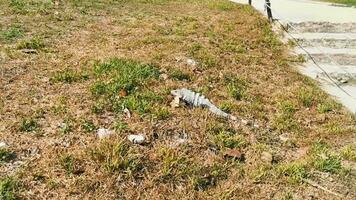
[[224, 149, 244, 161], [159, 73, 169, 80], [127, 134, 145, 144], [0, 142, 7, 148], [97, 128, 114, 139], [186, 58, 198, 67], [279, 134, 289, 142], [123, 108, 131, 118], [261, 151, 273, 163]]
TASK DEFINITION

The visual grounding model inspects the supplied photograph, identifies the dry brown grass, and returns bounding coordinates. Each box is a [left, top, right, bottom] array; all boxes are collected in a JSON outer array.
[[1, 0, 355, 199]]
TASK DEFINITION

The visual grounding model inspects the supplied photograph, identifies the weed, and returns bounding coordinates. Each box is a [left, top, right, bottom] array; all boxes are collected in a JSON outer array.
[[341, 144, 356, 161], [153, 107, 171, 120], [59, 155, 83, 175], [317, 101, 340, 113], [1, 26, 24, 42], [313, 153, 341, 173], [170, 69, 191, 81], [0, 177, 18, 200], [91, 58, 160, 115], [219, 102, 233, 113], [189, 43, 217, 69], [277, 162, 309, 183], [208, 0, 235, 11], [59, 118, 73, 134], [9, 0, 26, 12], [92, 101, 106, 114], [17, 37, 45, 50], [158, 147, 194, 182], [224, 75, 247, 101], [90, 138, 142, 174], [50, 69, 89, 84], [310, 142, 342, 173], [19, 118, 38, 132], [191, 164, 228, 191], [114, 121, 128, 133], [212, 130, 246, 150], [273, 101, 299, 132], [81, 120, 96, 133], [297, 88, 314, 107], [0, 149, 15, 163]]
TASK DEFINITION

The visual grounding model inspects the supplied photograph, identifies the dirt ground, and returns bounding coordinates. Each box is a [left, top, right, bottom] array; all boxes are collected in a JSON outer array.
[[0, 0, 355, 199]]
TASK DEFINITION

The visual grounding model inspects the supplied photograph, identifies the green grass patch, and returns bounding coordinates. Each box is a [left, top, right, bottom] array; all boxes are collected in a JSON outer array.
[[321, 0, 356, 6], [17, 37, 45, 50], [0, 149, 16, 163], [277, 162, 309, 183], [90, 58, 160, 115], [50, 69, 89, 84], [341, 144, 356, 161], [19, 118, 38, 132], [89, 138, 142, 174], [1, 25, 24, 42], [0, 177, 18, 200]]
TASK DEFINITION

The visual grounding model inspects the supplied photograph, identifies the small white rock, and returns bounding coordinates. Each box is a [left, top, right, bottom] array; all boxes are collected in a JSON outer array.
[[261, 151, 273, 164], [97, 128, 114, 139], [123, 108, 131, 118], [127, 134, 145, 144], [186, 58, 198, 66], [0, 142, 7, 149]]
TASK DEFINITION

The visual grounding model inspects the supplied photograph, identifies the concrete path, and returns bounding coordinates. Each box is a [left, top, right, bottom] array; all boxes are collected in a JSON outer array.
[[232, 0, 356, 114]]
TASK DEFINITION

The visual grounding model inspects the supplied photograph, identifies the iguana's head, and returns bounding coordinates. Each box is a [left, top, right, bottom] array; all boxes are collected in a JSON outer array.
[[170, 88, 188, 97]]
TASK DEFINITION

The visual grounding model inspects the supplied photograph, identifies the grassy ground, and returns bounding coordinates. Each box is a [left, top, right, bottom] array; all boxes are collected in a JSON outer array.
[[0, 0, 355, 199], [321, 0, 356, 6]]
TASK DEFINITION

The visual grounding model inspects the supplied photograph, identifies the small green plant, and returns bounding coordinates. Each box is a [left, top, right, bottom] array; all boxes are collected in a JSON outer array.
[[191, 164, 227, 191], [19, 118, 38, 132], [1, 26, 24, 42], [0, 149, 15, 163], [17, 38, 45, 50], [81, 120, 96, 133], [0, 177, 18, 200], [273, 101, 299, 132], [59, 119, 73, 134], [114, 121, 128, 133], [154, 107, 171, 120], [90, 58, 160, 115], [170, 69, 191, 81], [9, 0, 26, 11], [158, 147, 193, 181], [212, 130, 246, 150], [50, 69, 89, 84], [297, 88, 314, 107], [341, 145, 356, 161], [277, 162, 309, 183], [317, 101, 340, 113], [219, 102, 233, 113], [313, 153, 341, 173], [224, 75, 247, 101], [90, 139, 142, 174], [59, 155, 83, 175]]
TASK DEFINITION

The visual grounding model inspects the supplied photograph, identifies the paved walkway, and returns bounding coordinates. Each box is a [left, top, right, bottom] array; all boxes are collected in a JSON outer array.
[[232, 0, 356, 114]]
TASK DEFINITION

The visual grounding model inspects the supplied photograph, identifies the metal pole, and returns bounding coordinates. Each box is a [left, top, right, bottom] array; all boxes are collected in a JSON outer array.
[[265, 0, 273, 22]]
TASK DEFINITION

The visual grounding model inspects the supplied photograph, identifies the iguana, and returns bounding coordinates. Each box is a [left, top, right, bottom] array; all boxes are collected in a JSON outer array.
[[171, 88, 237, 121]]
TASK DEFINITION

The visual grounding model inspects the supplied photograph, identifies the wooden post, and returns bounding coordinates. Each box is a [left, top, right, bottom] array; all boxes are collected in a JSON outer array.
[[265, 0, 273, 22], [249, 0, 252, 5]]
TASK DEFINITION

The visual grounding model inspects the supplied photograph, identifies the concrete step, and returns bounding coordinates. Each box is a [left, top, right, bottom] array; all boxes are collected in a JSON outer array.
[[291, 33, 356, 40], [304, 54, 356, 65], [295, 47, 356, 55], [288, 22, 356, 33], [297, 38, 356, 49]]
